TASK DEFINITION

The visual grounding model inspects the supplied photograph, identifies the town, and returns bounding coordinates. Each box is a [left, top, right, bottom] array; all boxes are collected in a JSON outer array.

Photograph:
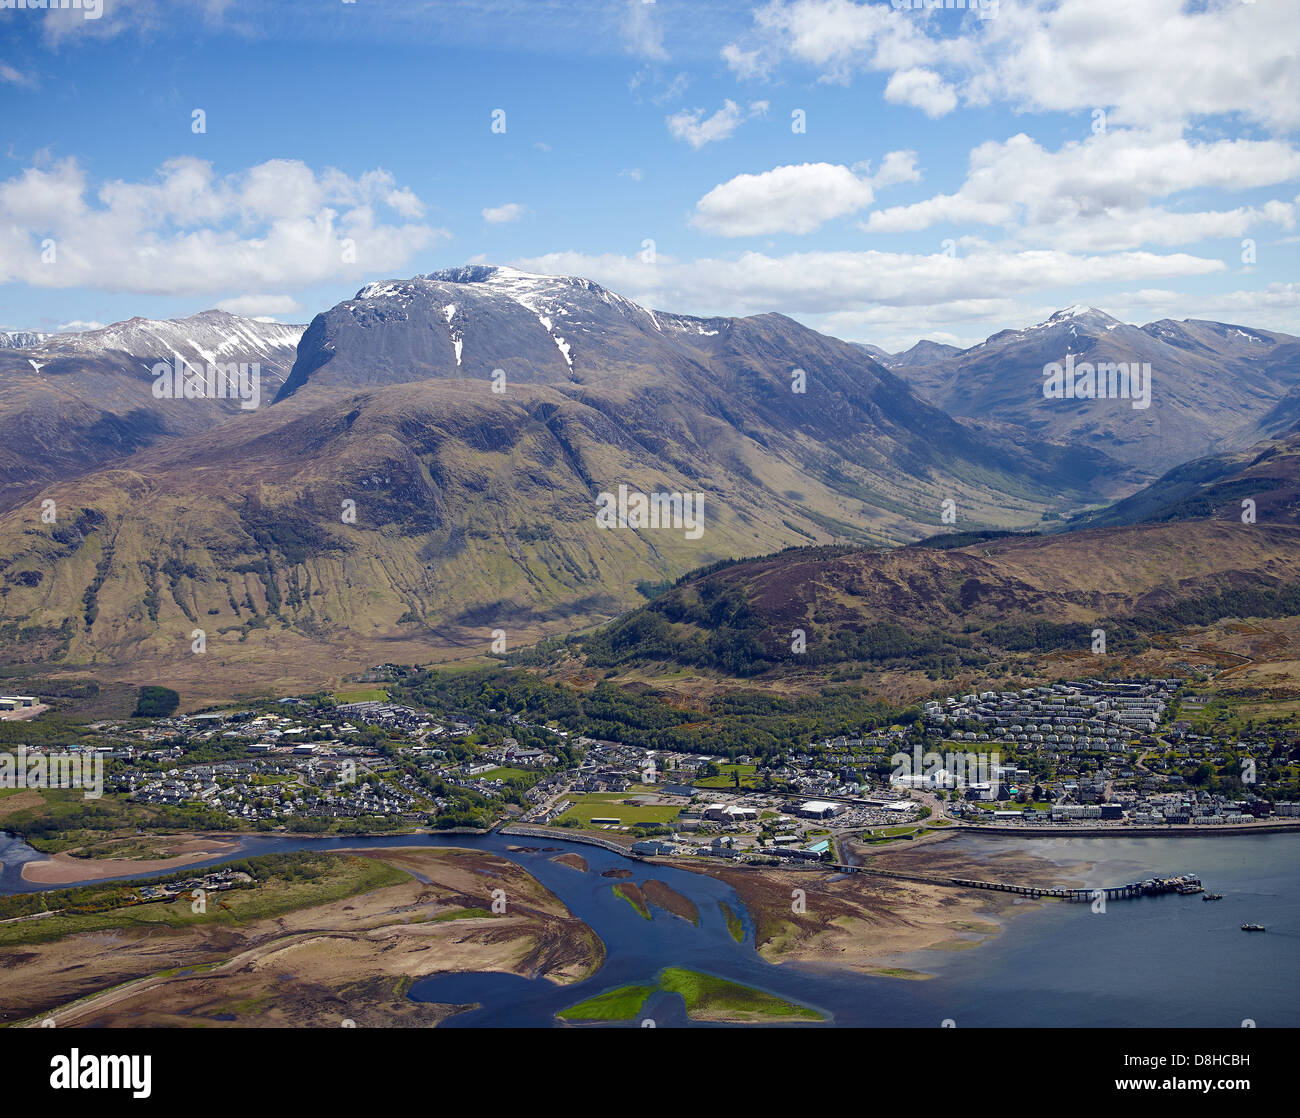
[[3, 669, 1296, 867]]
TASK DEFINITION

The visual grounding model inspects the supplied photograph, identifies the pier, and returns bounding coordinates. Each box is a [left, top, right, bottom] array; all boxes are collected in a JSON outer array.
[[496, 823, 1207, 904], [832, 865, 1204, 902]]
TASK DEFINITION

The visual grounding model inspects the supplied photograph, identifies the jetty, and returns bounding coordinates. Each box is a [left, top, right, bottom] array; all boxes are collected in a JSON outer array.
[[833, 864, 1206, 902]]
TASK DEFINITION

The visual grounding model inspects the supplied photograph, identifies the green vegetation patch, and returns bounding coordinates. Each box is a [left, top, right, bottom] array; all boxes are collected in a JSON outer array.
[[558, 984, 656, 1021], [555, 792, 681, 829], [0, 789, 238, 854], [558, 968, 823, 1024], [0, 851, 410, 947], [132, 685, 180, 718], [612, 882, 651, 919], [719, 900, 745, 943], [694, 763, 760, 789], [429, 906, 495, 922], [478, 766, 540, 785], [659, 967, 823, 1022]]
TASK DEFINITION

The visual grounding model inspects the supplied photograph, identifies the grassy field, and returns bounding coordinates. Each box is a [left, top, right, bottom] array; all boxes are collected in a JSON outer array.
[[557, 968, 822, 1023], [693, 763, 761, 789], [861, 828, 922, 846], [0, 852, 410, 947], [659, 968, 823, 1022], [557, 984, 656, 1021], [1183, 694, 1300, 734], [478, 766, 540, 784], [334, 688, 389, 704], [554, 791, 682, 829]]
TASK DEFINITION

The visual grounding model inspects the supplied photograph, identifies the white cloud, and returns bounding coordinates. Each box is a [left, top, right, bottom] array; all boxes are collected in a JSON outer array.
[[509, 248, 1289, 349], [725, 0, 1300, 131], [860, 132, 1300, 251], [666, 100, 745, 149], [215, 294, 303, 317], [818, 283, 1300, 351], [692, 162, 876, 236], [666, 99, 769, 149], [0, 63, 36, 88], [482, 202, 526, 224], [1107, 283, 1300, 329], [55, 319, 106, 333], [883, 68, 957, 118], [40, 0, 246, 47], [0, 156, 446, 296], [802, 282, 1300, 351], [819, 298, 1027, 351], [866, 149, 921, 190], [692, 152, 925, 237], [42, 0, 163, 46], [628, 67, 691, 104], [622, 0, 668, 61], [721, 42, 768, 80], [737, 0, 942, 83], [508, 246, 1225, 318]]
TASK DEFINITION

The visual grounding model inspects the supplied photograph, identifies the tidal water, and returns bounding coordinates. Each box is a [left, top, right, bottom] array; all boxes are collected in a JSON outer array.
[[1, 830, 1295, 1027]]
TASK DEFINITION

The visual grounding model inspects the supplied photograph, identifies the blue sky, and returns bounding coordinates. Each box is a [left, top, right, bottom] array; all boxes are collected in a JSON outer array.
[[1, 0, 1297, 349]]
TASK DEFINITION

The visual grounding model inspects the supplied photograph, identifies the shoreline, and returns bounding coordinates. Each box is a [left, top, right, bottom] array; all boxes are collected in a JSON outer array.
[[5, 816, 1298, 894], [9, 846, 602, 1027], [5, 825, 493, 888], [948, 821, 1300, 838], [19, 837, 244, 884]]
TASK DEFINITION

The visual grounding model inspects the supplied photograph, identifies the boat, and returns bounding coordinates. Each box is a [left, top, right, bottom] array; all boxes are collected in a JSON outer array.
[[1203, 892, 1223, 901], [1241, 923, 1266, 932]]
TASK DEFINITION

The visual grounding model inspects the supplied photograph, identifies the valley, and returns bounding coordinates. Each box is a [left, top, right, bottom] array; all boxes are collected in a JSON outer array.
[[3, 272, 1297, 1037]]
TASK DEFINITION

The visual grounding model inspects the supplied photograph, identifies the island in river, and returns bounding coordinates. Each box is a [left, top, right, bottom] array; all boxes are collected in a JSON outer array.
[[0, 830, 1069, 1026], [4, 829, 1295, 1027]]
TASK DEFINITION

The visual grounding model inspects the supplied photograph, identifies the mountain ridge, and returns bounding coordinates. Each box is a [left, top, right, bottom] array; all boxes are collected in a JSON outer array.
[[0, 310, 305, 504]]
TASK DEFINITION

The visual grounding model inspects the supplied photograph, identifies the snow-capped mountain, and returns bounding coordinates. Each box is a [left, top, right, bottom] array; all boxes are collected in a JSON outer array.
[[0, 330, 51, 349], [13, 309, 305, 374], [277, 265, 729, 401], [2, 269, 1136, 673], [0, 310, 305, 501], [883, 308, 1300, 473]]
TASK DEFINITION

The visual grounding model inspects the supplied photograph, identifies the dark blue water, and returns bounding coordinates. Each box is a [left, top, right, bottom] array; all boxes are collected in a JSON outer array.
[[2, 830, 1296, 1027]]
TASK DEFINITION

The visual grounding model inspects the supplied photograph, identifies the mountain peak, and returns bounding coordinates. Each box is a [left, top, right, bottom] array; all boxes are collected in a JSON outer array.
[[358, 264, 603, 306], [1045, 302, 1118, 321], [422, 264, 558, 287], [1044, 305, 1120, 327], [352, 265, 658, 340]]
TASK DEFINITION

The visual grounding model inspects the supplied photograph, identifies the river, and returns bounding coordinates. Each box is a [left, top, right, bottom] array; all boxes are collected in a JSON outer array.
[[1, 830, 1295, 1027]]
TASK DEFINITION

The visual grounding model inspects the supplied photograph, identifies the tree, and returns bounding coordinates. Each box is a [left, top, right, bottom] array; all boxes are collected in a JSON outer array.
[[133, 685, 180, 718]]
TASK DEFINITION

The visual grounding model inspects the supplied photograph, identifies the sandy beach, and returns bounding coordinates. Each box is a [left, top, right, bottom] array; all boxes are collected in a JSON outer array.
[[675, 833, 1084, 978], [20, 837, 243, 884], [5, 846, 603, 1027]]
